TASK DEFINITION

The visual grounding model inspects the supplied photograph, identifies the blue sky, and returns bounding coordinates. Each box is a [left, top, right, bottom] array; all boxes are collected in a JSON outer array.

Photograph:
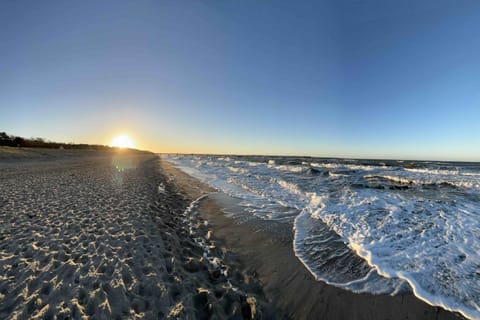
[[1, 0, 479, 160]]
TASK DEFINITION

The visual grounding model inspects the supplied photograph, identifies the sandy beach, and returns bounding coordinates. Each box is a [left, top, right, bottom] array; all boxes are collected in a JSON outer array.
[[0, 148, 465, 319], [3, 0, 478, 318], [0, 148, 260, 319]]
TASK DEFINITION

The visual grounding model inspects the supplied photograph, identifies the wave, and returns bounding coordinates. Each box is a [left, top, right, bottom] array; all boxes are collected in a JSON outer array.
[[271, 164, 305, 173], [271, 164, 331, 176], [310, 162, 381, 172], [364, 174, 480, 191], [164, 154, 480, 318], [305, 167, 326, 176], [293, 210, 405, 294], [275, 178, 304, 196], [227, 166, 250, 174], [405, 167, 459, 175], [303, 186, 480, 319]]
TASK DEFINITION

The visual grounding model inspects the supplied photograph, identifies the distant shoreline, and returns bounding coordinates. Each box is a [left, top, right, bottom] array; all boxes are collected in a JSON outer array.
[[0, 132, 151, 153]]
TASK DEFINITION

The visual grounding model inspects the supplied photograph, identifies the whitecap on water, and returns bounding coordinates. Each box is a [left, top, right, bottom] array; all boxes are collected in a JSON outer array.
[[163, 154, 480, 319]]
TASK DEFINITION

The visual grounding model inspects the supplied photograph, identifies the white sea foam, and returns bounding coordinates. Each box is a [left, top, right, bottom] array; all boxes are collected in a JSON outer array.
[[405, 167, 459, 175], [275, 178, 304, 196], [272, 165, 306, 173], [310, 162, 378, 171], [164, 154, 480, 319], [227, 166, 249, 174]]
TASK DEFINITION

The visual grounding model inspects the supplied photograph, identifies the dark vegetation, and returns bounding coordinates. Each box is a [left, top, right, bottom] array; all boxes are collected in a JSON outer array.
[[0, 132, 113, 150]]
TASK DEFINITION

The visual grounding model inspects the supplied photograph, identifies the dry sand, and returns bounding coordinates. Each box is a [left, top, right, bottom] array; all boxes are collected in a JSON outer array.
[[160, 159, 465, 320], [0, 148, 260, 319]]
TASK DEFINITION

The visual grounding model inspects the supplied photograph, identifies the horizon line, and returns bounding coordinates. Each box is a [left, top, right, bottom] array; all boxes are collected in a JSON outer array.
[[156, 152, 480, 164]]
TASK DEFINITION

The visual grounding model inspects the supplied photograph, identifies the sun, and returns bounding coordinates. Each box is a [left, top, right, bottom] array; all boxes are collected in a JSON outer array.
[[111, 134, 135, 149]]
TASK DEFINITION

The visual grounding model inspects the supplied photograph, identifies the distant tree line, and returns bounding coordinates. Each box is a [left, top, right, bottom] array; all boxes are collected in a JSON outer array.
[[0, 132, 112, 150]]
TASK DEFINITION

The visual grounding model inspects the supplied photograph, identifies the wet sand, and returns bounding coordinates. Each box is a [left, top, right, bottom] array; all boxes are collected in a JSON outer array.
[[161, 159, 464, 320]]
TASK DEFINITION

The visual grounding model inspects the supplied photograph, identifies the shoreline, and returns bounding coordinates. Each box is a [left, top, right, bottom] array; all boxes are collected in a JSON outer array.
[[0, 148, 466, 319], [161, 159, 464, 320]]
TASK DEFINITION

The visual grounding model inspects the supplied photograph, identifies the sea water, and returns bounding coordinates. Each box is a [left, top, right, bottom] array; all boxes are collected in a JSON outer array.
[[164, 155, 480, 319]]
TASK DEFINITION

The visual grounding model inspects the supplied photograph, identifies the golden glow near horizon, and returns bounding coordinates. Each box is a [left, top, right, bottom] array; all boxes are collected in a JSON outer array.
[[110, 134, 135, 149]]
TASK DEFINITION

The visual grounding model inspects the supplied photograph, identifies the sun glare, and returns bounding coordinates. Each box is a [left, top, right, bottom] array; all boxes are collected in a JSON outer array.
[[111, 134, 135, 149]]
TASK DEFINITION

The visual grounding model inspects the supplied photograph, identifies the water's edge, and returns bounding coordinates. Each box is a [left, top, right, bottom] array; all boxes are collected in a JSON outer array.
[[163, 155, 476, 319]]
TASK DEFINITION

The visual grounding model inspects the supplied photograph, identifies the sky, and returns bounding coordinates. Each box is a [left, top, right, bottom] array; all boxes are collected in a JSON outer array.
[[1, 0, 479, 161]]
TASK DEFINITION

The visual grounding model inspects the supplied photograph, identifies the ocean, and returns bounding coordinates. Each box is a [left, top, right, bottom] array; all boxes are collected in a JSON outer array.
[[164, 154, 480, 319]]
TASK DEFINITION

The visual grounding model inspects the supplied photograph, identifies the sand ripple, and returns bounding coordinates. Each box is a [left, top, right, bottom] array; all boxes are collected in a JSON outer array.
[[0, 152, 259, 319]]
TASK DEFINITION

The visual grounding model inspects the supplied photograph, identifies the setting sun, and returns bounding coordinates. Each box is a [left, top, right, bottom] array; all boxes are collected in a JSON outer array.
[[110, 134, 135, 149]]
